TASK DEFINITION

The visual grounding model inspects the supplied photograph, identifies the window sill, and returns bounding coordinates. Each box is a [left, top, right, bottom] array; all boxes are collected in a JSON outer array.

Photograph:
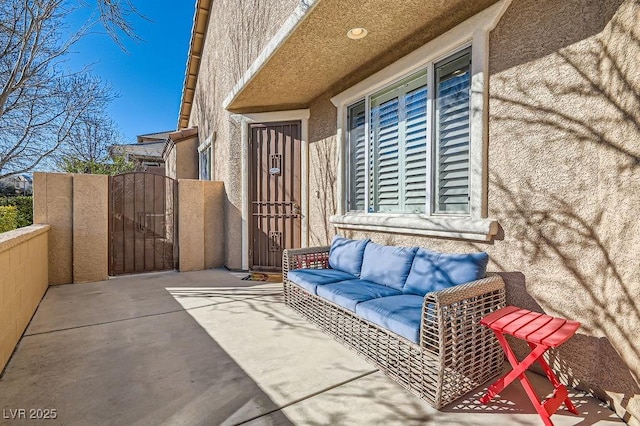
[[329, 213, 499, 242]]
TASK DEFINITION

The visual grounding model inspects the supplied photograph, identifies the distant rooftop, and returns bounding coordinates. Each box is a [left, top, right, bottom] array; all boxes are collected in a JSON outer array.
[[136, 131, 175, 144]]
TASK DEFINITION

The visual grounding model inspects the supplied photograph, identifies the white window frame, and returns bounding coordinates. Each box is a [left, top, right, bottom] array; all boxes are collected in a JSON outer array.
[[330, 1, 510, 241], [198, 134, 213, 180]]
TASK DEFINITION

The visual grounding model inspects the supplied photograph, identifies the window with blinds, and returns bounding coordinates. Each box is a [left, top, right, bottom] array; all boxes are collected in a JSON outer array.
[[347, 101, 366, 211], [345, 47, 471, 216], [434, 49, 471, 213]]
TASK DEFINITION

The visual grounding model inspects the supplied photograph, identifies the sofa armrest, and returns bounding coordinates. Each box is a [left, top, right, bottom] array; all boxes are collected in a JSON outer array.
[[421, 273, 505, 354], [282, 246, 331, 281]]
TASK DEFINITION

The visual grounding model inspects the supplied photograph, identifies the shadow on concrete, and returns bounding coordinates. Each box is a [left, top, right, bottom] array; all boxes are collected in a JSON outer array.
[[0, 271, 293, 426]]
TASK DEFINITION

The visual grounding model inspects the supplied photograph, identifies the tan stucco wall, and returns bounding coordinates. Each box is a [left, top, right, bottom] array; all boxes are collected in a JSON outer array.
[[188, 0, 300, 269], [176, 137, 199, 180], [34, 173, 109, 284], [304, 0, 640, 422], [0, 225, 49, 371], [72, 174, 109, 283], [33, 172, 73, 285], [177, 180, 225, 271], [487, 0, 640, 421]]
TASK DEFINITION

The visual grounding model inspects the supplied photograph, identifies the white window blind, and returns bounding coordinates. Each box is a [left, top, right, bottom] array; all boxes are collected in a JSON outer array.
[[434, 49, 471, 213], [344, 47, 471, 216], [347, 101, 366, 211], [370, 71, 427, 213], [403, 85, 428, 213]]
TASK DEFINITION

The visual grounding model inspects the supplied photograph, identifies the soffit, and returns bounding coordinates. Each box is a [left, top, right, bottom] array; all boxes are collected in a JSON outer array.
[[224, 0, 499, 113], [178, 0, 211, 129]]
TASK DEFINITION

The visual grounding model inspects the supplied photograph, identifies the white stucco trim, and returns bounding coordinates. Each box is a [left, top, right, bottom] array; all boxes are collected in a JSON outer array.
[[222, 1, 320, 110], [329, 214, 499, 242], [331, 0, 510, 240], [233, 109, 310, 270]]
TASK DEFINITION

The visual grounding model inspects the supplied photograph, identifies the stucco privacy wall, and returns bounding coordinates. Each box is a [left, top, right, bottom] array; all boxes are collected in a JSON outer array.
[[188, 0, 299, 269], [33, 173, 109, 284], [176, 137, 199, 180], [72, 174, 109, 283], [34, 173, 225, 278], [177, 180, 225, 272], [33, 173, 73, 284], [303, 0, 639, 422], [0, 225, 49, 372]]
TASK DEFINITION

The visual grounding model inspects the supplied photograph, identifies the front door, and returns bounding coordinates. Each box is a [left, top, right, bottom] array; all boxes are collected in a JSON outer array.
[[249, 121, 302, 270]]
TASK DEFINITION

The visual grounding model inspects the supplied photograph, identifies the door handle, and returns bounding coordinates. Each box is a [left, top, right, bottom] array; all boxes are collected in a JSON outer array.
[[292, 203, 300, 216]]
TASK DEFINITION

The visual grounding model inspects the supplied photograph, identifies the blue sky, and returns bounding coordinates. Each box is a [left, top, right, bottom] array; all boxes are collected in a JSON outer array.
[[66, 1, 195, 143]]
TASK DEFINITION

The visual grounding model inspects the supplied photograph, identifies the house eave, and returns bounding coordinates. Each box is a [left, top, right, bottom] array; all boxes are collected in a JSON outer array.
[[223, 0, 503, 114], [178, 0, 211, 130]]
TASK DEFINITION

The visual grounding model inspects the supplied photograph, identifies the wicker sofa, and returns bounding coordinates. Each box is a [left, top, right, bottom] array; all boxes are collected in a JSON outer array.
[[282, 236, 506, 409]]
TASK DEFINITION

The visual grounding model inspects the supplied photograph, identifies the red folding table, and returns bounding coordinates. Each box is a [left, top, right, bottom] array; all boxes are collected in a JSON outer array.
[[479, 306, 581, 426]]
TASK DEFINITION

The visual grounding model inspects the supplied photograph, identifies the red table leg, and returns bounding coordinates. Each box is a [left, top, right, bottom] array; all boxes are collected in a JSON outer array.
[[479, 306, 580, 426]]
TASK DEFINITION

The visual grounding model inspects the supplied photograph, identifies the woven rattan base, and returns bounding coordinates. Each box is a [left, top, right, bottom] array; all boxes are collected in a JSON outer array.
[[283, 247, 506, 409]]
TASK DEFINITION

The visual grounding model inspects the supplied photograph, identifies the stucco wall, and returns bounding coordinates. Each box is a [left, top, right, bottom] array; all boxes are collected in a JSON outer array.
[[72, 174, 109, 283], [0, 225, 49, 372], [188, 0, 300, 269], [304, 0, 639, 422], [487, 0, 640, 421], [176, 137, 199, 180], [33, 172, 109, 284], [178, 180, 225, 271], [33, 173, 73, 285]]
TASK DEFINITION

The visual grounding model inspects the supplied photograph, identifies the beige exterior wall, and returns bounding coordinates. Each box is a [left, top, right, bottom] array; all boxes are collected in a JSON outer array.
[[33, 172, 73, 285], [34, 173, 109, 284], [0, 225, 49, 371], [304, 0, 640, 421], [176, 137, 199, 180], [188, 0, 300, 269], [178, 180, 225, 271], [72, 174, 109, 283]]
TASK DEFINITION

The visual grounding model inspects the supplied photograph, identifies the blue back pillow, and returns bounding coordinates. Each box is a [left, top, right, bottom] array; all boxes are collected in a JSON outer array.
[[403, 248, 489, 296], [360, 242, 418, 291], [328, 235, 369, 277]]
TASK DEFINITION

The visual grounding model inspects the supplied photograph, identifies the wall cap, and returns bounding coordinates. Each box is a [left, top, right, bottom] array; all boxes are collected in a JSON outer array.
[[0, 224, 50, 254]]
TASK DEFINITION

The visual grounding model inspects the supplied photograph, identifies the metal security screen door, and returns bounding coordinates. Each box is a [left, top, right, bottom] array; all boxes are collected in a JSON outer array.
[[109, 172, 178, 275], [250, 121, 302, 270]]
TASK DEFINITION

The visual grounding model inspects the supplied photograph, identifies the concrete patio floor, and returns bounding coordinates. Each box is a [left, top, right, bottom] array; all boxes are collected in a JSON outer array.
[[0, 269, 623, 425]]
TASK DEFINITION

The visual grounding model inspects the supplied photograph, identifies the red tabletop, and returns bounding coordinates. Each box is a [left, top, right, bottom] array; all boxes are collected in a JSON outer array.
[[480, 306, 580, 348]]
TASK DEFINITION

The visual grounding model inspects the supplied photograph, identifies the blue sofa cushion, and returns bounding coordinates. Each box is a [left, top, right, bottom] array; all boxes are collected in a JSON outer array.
[[287, 269, 355, 295], [404, 248, 489, 297], [355, 295, 424, 344], [328, 236, 370, 277], [316, 280, 401, 312], [360, 242, 418, 291]]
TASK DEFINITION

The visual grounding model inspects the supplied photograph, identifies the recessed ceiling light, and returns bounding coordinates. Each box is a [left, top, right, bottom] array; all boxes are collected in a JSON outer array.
[[347, 27, 368, 40]]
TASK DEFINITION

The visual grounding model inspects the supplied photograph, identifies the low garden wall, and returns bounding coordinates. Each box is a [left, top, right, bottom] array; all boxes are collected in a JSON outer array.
[[0, 224, 49, 372]]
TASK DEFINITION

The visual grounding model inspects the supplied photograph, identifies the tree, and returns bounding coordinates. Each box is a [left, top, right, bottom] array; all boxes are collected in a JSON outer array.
[[0, 0, 143, 180], [56, 113, 135, 175]]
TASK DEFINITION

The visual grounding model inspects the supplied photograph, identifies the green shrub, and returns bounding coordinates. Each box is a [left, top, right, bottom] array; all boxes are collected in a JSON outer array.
[[0, 196, 33, 228], [0, 205, 18, 233]]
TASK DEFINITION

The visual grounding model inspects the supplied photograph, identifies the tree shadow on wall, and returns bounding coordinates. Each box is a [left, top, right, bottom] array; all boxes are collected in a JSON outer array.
[[487, 2, 640, 418], [309, 134, 337, 245]]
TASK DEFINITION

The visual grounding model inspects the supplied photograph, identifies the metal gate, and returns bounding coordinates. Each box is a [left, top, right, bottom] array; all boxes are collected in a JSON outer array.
[[249, 121, 302, 270], [109, 172, 178, 275]]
